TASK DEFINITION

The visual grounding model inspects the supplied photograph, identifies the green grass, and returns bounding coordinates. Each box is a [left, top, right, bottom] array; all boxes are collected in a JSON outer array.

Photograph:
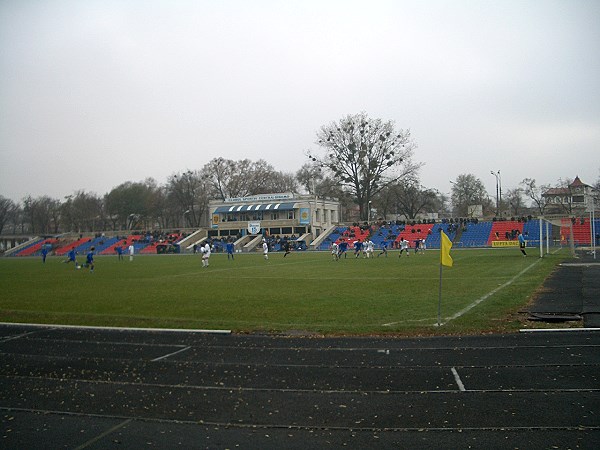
[[0, 248, 568, 335]]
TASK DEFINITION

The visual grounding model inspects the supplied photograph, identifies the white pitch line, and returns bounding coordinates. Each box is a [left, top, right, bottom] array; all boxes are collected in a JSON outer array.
[[438, 258, 542, 326], [451, 367, 466, 392], [520, 328, 600, 333], [0, 322, 231, 334]]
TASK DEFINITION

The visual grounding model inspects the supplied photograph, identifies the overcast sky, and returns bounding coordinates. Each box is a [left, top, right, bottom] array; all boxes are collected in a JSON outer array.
[[1, 0, 599, 203]]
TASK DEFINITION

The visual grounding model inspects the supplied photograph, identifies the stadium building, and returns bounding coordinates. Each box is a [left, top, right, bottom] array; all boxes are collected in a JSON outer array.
[[207, 193, 341, 249]]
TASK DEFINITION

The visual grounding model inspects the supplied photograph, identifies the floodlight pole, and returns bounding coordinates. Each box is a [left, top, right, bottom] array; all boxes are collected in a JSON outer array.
[[491, 171, 500, 217]]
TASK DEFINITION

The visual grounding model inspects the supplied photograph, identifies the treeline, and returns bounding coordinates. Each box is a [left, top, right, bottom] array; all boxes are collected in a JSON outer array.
[[0, 157, 356, 235]]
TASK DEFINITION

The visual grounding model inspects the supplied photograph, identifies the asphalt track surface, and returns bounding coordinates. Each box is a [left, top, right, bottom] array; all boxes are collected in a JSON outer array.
[[527, 250, 600, 328], [1, 324, 599, 449]]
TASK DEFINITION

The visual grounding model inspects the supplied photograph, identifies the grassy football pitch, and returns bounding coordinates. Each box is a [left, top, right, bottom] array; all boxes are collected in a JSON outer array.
[[0, 248, 567, 335]]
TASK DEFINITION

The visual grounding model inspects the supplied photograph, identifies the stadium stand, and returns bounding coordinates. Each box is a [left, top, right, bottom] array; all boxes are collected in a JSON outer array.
[[5, 219, 571, 256], [426, 223, 457, 249], [316, 226, 347, 251], [522, 219, 542, 243], [140, 233, 182, 254], [395, 224, 434, 248], [14, 238, 58, 257], [561, 218, 595, 246], [54, 237, 92, 256], [456, 221, 493, 247], [100, 236, 146, 255], [488, 221, 524, 245], [341, 226, 371, 243], [369, 224, 401, 249]]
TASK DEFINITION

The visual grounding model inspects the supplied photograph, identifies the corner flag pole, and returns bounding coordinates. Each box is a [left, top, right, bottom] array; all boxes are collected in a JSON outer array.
[[438, 230, 453, 327], [438, 262, 443, 327]]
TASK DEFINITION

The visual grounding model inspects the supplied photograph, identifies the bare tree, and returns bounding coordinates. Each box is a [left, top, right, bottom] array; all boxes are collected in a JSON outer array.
[[520, 178, 550, 215], [388, 182, 438, 220], [62, 191, 104, 232], [308, 112, 421, 221], [450, 174, 490, 217], [21, 195, 61, 234], [263, 171, 299, 194], [166, 170, 211, 227], [0, 196, 17, 235], [504, 188, 526, 217], [204, 158, 259, 200], [202, 157, 299, 200]]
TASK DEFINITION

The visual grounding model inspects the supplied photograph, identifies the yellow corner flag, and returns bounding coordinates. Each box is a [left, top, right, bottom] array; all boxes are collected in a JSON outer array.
[[440, 230, 453, 267]]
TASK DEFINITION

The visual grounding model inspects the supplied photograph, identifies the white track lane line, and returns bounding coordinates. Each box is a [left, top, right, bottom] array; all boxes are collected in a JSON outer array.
[[451, 367, 466, 392], [151, 346, 191, 362]]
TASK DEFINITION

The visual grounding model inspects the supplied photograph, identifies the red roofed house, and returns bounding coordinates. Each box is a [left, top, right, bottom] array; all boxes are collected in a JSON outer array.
[[542, 176, 598, 215]]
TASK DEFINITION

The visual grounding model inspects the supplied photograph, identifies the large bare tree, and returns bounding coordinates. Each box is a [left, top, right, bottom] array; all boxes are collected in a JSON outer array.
[[308, 112, 420, 220]]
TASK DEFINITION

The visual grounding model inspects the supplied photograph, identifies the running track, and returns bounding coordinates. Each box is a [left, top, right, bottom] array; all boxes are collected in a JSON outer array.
[[1, 324, 599, 449]]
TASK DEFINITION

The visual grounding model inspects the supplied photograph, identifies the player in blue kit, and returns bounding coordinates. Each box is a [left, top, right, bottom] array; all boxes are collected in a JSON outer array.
[[378, 239, 388, 257], [226, 240, 235, 260], [338, 240, 349, 259], [85, 247, 95, 273], [64, 248, 79, 269], [353, 240, 363, 258]]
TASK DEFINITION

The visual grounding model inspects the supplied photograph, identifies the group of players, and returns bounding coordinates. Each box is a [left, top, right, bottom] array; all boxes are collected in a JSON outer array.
[[62, 247, 96, 272], [55, 236, 428, 271], [330, 238, 427, 261], [61, 242, 137, 273]]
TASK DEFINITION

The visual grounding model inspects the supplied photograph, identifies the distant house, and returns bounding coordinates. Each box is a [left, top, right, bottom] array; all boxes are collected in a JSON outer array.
[[542, 176, 598, 215]]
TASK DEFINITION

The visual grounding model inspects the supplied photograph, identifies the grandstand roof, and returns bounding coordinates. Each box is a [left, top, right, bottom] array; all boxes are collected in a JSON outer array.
[[213, 202, 297, 213]]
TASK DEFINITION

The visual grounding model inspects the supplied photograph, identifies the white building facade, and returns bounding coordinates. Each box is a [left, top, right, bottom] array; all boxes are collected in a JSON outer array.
[[208, 193, 340, 241]]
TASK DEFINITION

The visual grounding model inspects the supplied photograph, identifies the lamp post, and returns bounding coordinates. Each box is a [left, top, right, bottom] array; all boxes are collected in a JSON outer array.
[[491, 170, 501, 217], [368, 200, 372, 223]]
